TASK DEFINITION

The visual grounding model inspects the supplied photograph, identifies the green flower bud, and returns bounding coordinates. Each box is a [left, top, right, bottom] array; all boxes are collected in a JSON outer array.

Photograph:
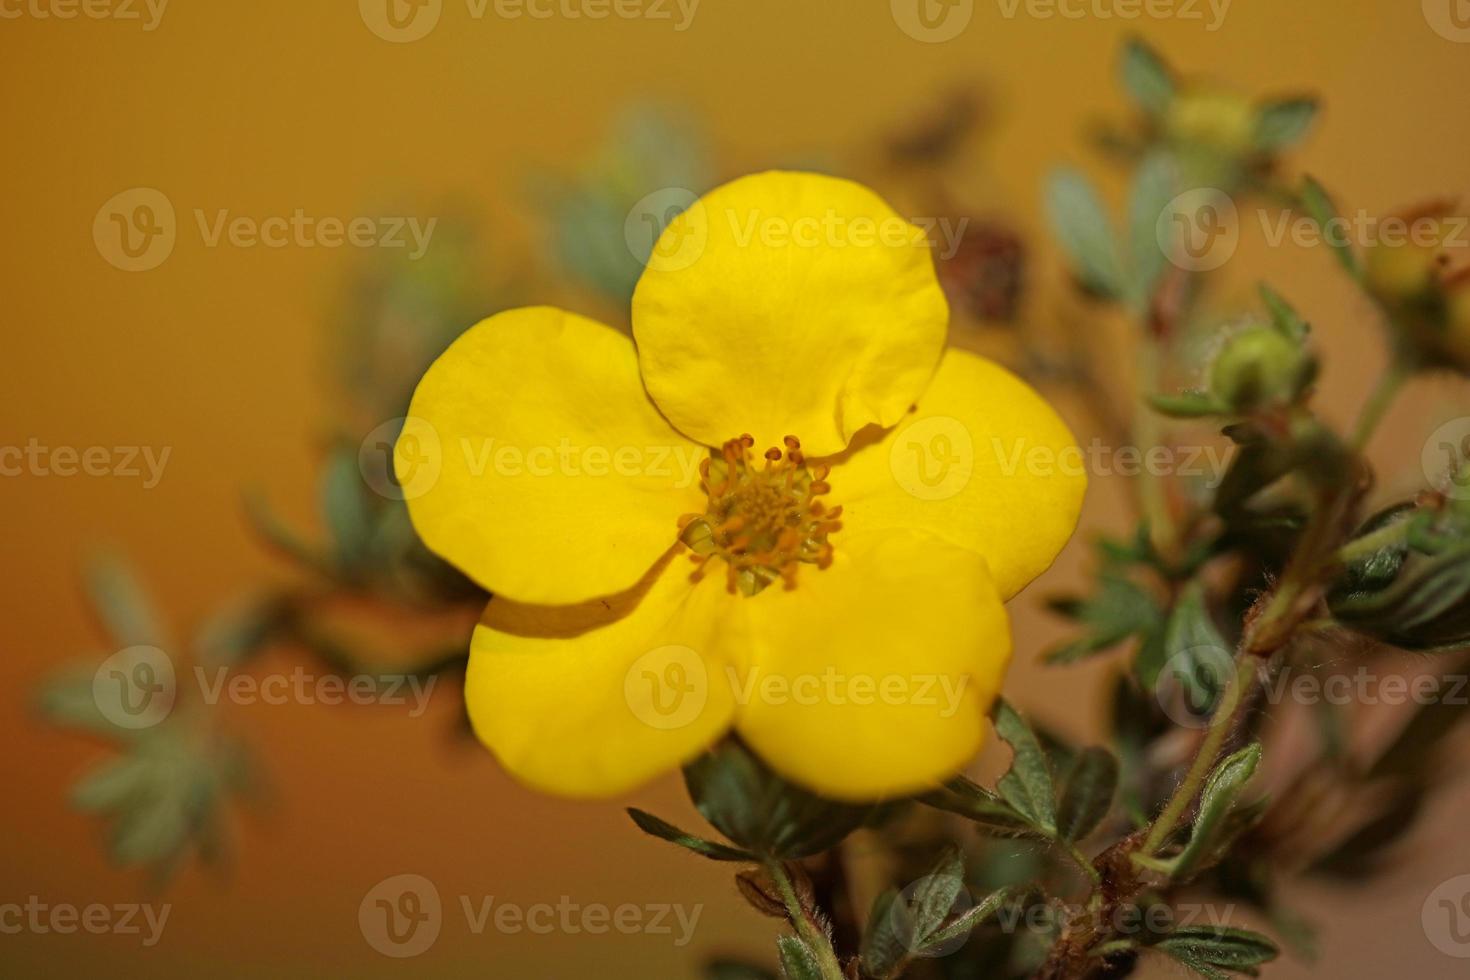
[[1207, 324, 1314, 412]]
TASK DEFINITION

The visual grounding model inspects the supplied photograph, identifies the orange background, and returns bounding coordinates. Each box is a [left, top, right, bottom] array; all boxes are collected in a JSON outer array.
[[4, 0, 1470, 975]]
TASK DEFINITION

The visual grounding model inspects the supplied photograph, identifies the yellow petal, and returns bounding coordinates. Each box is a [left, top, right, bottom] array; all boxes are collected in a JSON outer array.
[[823, 349, 1087, 600], [465, 554, 748, 797], [632, 171, 948, 457], [732, 530, 1010, 801], [399, 306, 707, 604]]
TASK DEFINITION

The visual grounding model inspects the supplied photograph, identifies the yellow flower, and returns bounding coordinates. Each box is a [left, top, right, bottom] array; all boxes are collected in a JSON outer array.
[[398, 172, 1086, 801]]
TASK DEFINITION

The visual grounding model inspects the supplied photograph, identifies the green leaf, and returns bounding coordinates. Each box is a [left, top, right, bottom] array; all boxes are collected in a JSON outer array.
[[1154, 949, 1229, 980], [1056, 747, 1119, 842], [1156, 926, 1279, 973], [1045, 168, 1125, 298], [320, 445, 373, 568], [1044, 569, 1162, 665], [860, 888, 912, 979], [1148, 391, 1230, 419], [1150, 581, 1231, 700], [86, 555, 164, 649], [244, 490, 331, 573], [71, 757, 150, 811], [993, 700, 1058, 836], [193, 595, 282, 669], [1253, 98, 1319, 152], [907, 850, 967, 942], [625, 808, 756, 862], [683, 741, 871, 858], [1257, 283, 1310, 341], [1127, 151, 1177, 308], [776, 935, 823, 980], [1120, 37, 1175, 116], [1298, 176, 1360, 277], [918, 776, 1043, 838], [38, 668, 121, 736], [917, 887, 1011, 954], [1168, 743, 1263, 878], [861, 856, 1009, 978]]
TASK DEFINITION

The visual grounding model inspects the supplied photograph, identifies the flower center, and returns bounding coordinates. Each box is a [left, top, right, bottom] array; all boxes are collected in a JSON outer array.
[[677, 434, 842, 596]]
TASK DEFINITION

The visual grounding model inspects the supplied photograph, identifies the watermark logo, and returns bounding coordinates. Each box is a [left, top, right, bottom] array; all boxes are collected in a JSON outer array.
[[1155, 644, 1234, 729], [1423, 417, 1470, 500], [1423, 0, 1470, 42], [361, 416, 443, 501], [627, 187, 705, 273], [360, 874, 443, 958], [93, 645, 175, 730], [1158, 188, 1239, 272], [892, 0, 974, 42], [624, 645, 708, 730], [890, 416, 974, 501], [1423, 874, 1470, 957], [94, 188, 176, 272], [360, 0, 443, 41]]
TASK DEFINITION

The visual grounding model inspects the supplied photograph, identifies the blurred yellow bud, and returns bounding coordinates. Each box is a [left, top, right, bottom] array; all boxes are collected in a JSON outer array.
[[1165, 87, 1257, 157]]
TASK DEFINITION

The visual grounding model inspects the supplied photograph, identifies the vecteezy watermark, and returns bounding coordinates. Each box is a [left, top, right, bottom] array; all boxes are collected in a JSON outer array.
[[1259, 208, 1470, 254], [93, 646, 176, 730], [357, 416, 708, 501], [1423, 0, 1470, 43], [883, 869, 1238, 961], [1424, 874, 1470, 958], [1157, 188, 1240, 273], [889, 423, 1236, 504], [1156, 645, 1470, 728], [360, 874, 443, 958], [359, 0, 698, 42], [0, 898, 171, 946], [1157, 189, 1470, 274], [0, 439, 171, 488], [0, 0, 168, 29], [1424, 417, 1470, 501], [993, 899, 1240, 939], [93, 188, 438, 272], [891, 0, 1228, 41], [92, 648, 437, 730], [629, 192, 971, 274], [358, 874, 703, 958], [890, 416, 975, 502], [194, 666, 437, 718], [993, 0, 1230, 30], [623, 646, 972, 730]]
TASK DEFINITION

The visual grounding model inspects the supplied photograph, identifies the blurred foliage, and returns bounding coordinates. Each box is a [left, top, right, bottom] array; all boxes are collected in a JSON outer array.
[[533, 105, 714, 311]]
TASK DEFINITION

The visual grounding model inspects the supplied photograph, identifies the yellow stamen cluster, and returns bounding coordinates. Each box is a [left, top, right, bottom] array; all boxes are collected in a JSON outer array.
[[677, 434, 842, 596]]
